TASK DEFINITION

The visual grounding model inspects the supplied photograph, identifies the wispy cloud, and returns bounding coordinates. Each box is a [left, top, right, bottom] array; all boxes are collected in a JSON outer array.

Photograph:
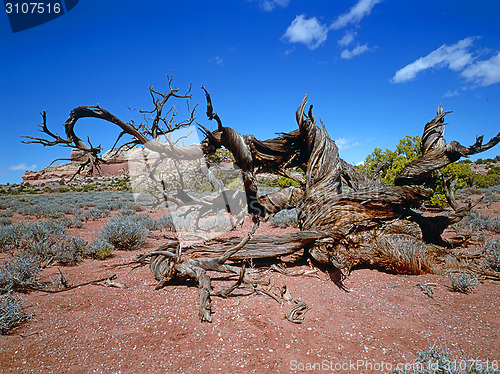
[[9, 163, 37, 171], [460, 52, 500, 87], [391, 37, 476, 83], [282, 0, 381, 58], [282, 14, 328, 50], [341, 43, 371, 59], [338, 31, 357, 47], [251, 0, 289, 12], [336, 137, 359, 150], [392, 37, 500, 88], [209, 56, 224, 66], [330, 0, 382, 30], [443, 90, 460, 98]]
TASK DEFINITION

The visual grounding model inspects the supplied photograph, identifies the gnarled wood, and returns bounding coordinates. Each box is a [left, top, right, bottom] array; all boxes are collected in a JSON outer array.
[[28, 80, 500, 322]]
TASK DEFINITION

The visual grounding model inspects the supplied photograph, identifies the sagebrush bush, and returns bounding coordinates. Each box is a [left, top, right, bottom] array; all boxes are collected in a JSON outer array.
[[156, 214, 175, 231], [99, 216, 148, 250], [269, 208, 298, 228], [128, 214, 159, 230], [0, 223, 29, 252], [484, 238, 500, 272], [0, 292, 32, 334], [0, 255, 41, 293], [50, 237, 88, 265], [119, 208, 136, 216], [24, 220, 66, 244], [0, 210, 13, 218], [198, 214, 233, 232], [392, 344, 498, 373], [0, 217, 12, 226], [448, 270, 478, 293], [453, 210, 500, 234]]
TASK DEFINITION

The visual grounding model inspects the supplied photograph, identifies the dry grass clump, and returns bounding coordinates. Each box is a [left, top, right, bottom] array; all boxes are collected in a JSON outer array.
[[372, 234, 431, 274]]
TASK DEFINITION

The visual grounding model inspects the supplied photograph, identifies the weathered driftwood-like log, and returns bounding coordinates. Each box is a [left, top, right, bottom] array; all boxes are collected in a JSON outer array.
[[28, 79, 500, 322]]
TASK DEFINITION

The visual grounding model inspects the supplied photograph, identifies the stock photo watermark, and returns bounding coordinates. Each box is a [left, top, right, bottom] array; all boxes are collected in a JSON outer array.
[[289, 358, 499, 372], [4, 0, 79, 32]]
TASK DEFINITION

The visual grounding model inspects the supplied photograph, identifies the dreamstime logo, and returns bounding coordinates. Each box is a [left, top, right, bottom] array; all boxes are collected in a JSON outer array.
[[4, 0, 79, 32]]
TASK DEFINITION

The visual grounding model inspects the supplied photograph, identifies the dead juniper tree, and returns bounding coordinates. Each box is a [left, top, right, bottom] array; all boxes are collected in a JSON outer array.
[[25, 75, 500, 321]]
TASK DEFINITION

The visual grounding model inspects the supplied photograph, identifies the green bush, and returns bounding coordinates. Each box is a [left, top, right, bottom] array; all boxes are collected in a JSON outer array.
[[357, 135, 422, 185]]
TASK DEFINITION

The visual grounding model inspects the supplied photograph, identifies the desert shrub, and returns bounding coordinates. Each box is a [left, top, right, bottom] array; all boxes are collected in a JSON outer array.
[[484, 238, 500, 272], [0, 210, 13, 217], [489, 185, 500, 193], [458, 187, 487, 197], [129, 214, 159, 230], [0, 223, 30, 251], [453, 210, 500, 234], [23, 220, 66, 244], [99, 216, 148, 250], [56, 216, 74, 228], [72, 219, 84, 229], [119, 208, 136, 216], [56, 216, 84, 229], [393, 344, 498, 373], [103, 200, 127, 211], [0, 255, 41, 293], [50, 237, 88, 265], [448, 270, 478, 293], [157, 214, 175, 231], [77, 206, 111, 222], [198, 214, 233, 232], [0, 217, 12, 226], [269, 208, 298, 228], [0, 292, 32, 334], [481, 192, 500, 206], [86, 238, 114, 260]]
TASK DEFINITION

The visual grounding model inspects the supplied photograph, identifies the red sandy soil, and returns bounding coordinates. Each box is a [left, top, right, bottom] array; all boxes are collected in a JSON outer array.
[[1, 212, 499, 373]]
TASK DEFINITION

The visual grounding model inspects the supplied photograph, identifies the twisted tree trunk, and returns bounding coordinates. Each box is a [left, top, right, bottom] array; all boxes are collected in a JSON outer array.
[[27, 79, 500, 322]]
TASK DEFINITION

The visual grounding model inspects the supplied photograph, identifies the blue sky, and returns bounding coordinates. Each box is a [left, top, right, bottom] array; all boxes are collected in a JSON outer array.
[[1, 0, 499, 184]]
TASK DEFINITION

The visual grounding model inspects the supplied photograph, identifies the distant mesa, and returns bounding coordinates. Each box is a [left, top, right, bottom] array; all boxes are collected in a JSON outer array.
[[22, 148, 132, 184]]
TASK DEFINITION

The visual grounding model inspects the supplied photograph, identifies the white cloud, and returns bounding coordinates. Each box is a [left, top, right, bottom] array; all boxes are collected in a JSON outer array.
[[336, 137, 359, 150], [282, 14, 328, 50], [209, 56, 224, 66], [391, 37, 476, 83], [338, 31, 357, 47], [9, 163, 37, 171], [443, 90, 460, 98], [330, 0, 382, 30], [341, 43, 370, 59], [253, 0, 289, 12], [460, 52, 500, 87]]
